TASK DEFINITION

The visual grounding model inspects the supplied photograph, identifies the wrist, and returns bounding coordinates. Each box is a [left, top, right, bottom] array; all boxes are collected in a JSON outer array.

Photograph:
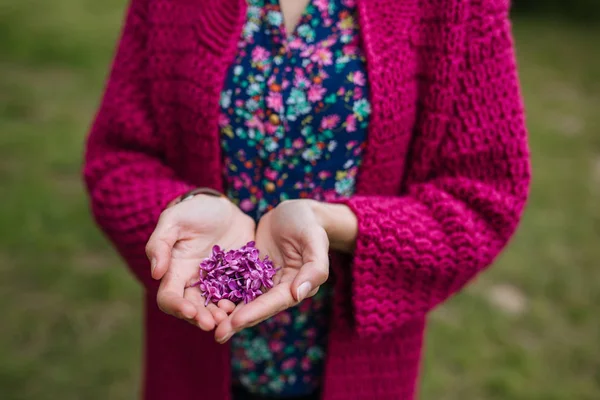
[[312, 201, 358, 253], [166, 187, 227, 209]]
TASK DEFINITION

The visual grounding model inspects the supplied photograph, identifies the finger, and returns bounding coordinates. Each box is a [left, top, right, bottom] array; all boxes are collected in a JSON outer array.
[[208, 304, 228, 326], [157, 268, 197, 320], [217, 284, 295, 343], [217, 299, 236, 314], [146, 211, 179, 280], [214, 302, 246, 343], [291, 228, 330, 302], [184, 287, 216, 331]]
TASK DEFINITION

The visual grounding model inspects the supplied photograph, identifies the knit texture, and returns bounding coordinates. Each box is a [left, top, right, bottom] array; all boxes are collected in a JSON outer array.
[[83, 0, 531, 399]]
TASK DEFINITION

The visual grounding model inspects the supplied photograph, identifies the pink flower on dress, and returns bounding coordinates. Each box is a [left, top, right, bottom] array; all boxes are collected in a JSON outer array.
[[218, 113, 230, 127], [240, 199, 255, 212], [342, 0, 356, 6], [314, 0, 329, 12], [246, 115, 264, 133], [307, 85, 326, 102], [318, 171, 331, 180], [288, 37, 304, 50], [281, 358, 298, 370], [353, 87, 363, 100], [345, 114, 357, 132], [293, 138, 305, 149], [294, 74, 311, 89], [264, 168, 278, 181], [251, 46, 269, 63], [232, 177, 244, 190], [266, 91, 283, 112], [265, 122, 278, 135], [321, 115, 340, 129], [311, 47, 333, 66], [269, 341, 285, 353], [343, 43, 358, 55], [301, 357, 311, 371], [350, 71, 366, 86]]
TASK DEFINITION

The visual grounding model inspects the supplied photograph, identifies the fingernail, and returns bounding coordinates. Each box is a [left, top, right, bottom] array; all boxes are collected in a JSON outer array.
[[151, 258, 157, 273], [297, 282, 312, 302], [217, 333, 233, 344]]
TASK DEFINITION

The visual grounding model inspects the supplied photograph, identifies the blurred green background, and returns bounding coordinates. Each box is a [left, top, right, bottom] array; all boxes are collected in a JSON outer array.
[[0, 1, 599, 399]]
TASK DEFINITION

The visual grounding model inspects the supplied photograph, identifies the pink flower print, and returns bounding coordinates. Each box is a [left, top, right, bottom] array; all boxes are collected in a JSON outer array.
[[314, 0, 329, 12], [289, 37, 304, 50], [266, 91, 283, 112], [305, 327, 317, 339], [346, 140, 359, 150], [321, 115, 340, 129], [301, 357, 311, 371], [310, 47, 333, 66], [281, 358, 298, 370], [246, 115, 264, 133], [232, 177, 244, 190], [354, 87, 363, 100], [264, 168, 278, 181], [266, 122, 278, 135], [351, 71, 366, 86], [319, 69, 330, 80], [251, 46, 269, 63], [318, 171, 331, 180], [307, 85, 326, 102], [342, 0, 356, 6], [337, 87, 346, 96], [345, 114, 357, 132], [293, 138, 305, 149], [343, 43, 358, 55], [235, 99, 244, 108], [294, 74, 310, 90], [240, 199, 255, 212], [218, 113, 230, 128], [269, 341, 285, 353]]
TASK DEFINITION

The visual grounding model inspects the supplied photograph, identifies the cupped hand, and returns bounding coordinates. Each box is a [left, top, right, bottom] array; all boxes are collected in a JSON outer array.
[[146, 194, 255, 331], [214, 199, 330, 343]]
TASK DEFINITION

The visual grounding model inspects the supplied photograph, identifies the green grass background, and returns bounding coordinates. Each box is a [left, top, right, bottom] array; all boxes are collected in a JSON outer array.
[[1, 1, 599, 399]]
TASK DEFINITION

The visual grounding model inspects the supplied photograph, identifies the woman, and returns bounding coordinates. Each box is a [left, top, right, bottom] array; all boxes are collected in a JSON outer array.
[[83, 0, 530, 399]]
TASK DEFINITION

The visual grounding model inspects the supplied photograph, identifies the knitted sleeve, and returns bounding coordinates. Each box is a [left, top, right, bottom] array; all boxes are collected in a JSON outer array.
[[339, 1, 531, 337], [83, 0, 193, 290]]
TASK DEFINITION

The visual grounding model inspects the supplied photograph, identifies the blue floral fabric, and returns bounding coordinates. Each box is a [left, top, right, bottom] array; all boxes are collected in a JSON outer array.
[[219, 0, 370, 396]]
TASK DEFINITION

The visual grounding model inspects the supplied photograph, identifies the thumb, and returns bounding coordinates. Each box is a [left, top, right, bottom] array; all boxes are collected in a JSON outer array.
[[291, 228, 330, 302], [146, 216, 179, 280]]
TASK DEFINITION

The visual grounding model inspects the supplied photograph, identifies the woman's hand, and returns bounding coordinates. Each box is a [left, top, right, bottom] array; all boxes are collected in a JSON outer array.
[[214, 199, 331, 343], [145, 194, 255, 331]]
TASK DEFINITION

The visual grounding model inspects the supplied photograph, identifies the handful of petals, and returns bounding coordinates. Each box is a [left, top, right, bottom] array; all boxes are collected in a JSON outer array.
[[193, 242, 278, 305]]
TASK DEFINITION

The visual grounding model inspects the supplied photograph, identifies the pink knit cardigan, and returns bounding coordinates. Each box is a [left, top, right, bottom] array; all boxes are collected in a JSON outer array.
[[83, 0, 530, 398]]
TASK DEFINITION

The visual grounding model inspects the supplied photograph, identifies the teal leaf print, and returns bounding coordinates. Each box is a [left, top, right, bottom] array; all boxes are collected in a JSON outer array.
[[324, 93, 336, 104], [246, 82, 261, 96], [267, 10, 282, 26], [220, 90, 232, 108], [353, 98, 371, 120]]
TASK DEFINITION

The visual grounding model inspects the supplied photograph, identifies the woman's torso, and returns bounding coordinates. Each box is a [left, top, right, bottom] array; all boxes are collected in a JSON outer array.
[[218, 0, 370, 396], [140, 0, 452, 398]]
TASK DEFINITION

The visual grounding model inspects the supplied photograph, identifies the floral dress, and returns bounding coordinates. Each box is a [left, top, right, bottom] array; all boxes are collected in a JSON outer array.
[[218, 0, 371, 396]]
